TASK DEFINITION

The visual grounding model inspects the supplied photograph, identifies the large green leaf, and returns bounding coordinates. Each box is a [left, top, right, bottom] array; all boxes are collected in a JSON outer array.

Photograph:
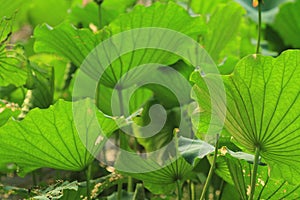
[[189, 0, 253, 69], [272, 0, 300, 48], [34, 2, 206, 89], [0, 99, 119, 175], [192, 50, 300, 183], [108, 2, 204, 36], [34, 22, 97, 68]]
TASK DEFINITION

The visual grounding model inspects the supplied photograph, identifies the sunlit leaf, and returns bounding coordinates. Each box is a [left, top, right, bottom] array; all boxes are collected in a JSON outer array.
[[0, 99, 120, 175], [34, 2, 206, 89], [34, 22, 97, 68], [192, 50, 300, 183]]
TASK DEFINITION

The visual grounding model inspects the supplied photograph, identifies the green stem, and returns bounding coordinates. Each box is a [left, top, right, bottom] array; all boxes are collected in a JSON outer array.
[[93, 0, 103, 28], [248, 147, 260, 200], [32, 171, 37, 186], [256, 1, 262, 54], [127, 176, 133, 192], [189, 180, 195, 200], [117, 182, 123, 200], [86, 164, 92, 200], [177, 180, 182, 200], [200, 134, 220, 200], [217, 180, 224, 200], [98, 3, 102, 28], [117, 87, 135, 193]]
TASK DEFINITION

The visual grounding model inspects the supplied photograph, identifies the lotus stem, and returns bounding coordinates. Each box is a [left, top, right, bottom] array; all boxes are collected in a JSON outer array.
[[86, 164, 92, 200], [248, 146, 261, 200], [200, 134, 220, 200], [177, 180, 182, 200], [256, 0, 262, 54]]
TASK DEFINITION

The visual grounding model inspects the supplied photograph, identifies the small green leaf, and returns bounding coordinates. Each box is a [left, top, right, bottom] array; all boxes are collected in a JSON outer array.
[[178, 136, 215, 166], [225, 148, 266, 165], [116, 155, 193, 194], [32, 181, 78, 200], [0, 100, 20, 127], [0, 45, 27, 87]]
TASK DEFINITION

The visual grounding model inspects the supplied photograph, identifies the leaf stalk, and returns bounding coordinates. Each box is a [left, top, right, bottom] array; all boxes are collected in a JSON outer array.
[[86, 164, 92, 200], [200, 134, 220, 200], [177, 180, 182, 200], [256, 1, 262, 54], [248, 146, 261, 200]]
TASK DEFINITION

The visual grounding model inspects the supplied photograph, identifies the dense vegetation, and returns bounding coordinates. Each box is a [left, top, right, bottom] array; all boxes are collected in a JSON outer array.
[[0, 0, 299, 199]]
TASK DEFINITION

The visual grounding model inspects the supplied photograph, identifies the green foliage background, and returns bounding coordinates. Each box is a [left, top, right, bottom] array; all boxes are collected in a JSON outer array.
[[0, 0, 299, 199]]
